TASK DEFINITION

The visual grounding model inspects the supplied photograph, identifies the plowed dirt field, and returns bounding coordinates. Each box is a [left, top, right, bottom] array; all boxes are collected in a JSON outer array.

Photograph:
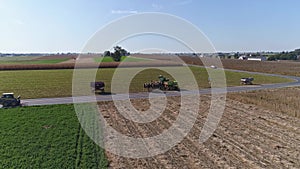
[[98, 96, 300, 169]]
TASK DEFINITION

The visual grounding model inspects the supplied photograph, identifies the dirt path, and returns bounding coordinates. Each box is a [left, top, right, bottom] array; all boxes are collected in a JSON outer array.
[[99, 96, 300, 169]]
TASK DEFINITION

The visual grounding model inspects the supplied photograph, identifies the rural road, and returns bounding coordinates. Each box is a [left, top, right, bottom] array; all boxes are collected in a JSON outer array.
[[22, 67, 300, 106]]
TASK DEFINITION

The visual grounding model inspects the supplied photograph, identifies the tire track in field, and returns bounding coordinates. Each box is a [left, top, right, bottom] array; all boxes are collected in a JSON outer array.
[[74, 123, 84, 168]]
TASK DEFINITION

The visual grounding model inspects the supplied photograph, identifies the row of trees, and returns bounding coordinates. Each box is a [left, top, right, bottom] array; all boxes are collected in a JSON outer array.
[[103, 46, 130, 62], [268, 49, 300, 61]]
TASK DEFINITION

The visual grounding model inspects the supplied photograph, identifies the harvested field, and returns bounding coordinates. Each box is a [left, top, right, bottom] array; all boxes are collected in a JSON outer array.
[[32, 54, 79, 60], [179, 56, 300, 77], [99, 96, 300, 168], [228, 87, 300, 118], [94, 56, 150, 63], [132, 54, 181, 61]]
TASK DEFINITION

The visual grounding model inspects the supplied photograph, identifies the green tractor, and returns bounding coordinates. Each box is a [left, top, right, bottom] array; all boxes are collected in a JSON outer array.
[[0, 93, 21, 108], [144, 75, 180, 91]]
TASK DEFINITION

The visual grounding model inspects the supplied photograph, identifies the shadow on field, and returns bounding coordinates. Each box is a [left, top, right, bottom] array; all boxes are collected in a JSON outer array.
[[95, 92, 115, 95]]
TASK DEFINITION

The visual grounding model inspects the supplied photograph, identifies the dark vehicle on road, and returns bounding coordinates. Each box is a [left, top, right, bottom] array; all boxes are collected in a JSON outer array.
[[240, 77, 254, 85], [90, 81, 105, 93], [0, 93, 21, 108]]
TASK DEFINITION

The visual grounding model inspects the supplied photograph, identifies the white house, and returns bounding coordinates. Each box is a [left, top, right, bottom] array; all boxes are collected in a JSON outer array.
[[247, 56, 267, 61]]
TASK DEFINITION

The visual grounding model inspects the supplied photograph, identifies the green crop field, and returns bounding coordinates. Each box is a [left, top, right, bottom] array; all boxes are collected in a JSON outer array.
[[94, 56, 149, 62], [0, 104, 108, 168], [0, 66, 292, 99]]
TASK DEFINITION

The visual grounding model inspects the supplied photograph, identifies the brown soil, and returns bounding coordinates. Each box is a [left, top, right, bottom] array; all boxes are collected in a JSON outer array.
[[98, 96, 300, 169], [228, 87, 300, 118], [178, 56, 300, 77], [32, 54, 79, 60]]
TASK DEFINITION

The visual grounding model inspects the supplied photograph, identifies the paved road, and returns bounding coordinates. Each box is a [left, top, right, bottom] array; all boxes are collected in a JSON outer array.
[[22, 68, 300, 106]]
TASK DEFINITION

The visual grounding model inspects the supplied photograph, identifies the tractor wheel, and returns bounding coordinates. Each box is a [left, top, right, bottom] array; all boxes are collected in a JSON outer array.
[[3, 102, 9, 108], [11, 101, 17, 107]]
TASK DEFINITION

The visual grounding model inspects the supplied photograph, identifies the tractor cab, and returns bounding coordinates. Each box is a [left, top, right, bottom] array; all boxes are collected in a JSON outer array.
[[2, 93, 15, 99]]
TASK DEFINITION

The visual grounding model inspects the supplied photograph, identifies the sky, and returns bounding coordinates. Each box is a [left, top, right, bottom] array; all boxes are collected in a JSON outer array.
[[0, 0, 300, 53]]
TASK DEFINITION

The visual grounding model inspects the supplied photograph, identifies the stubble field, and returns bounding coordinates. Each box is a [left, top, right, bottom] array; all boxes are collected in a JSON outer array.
[[100, 95, 300, 168]]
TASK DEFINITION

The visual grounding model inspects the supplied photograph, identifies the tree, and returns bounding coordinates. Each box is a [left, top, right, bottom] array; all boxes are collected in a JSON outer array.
[[112, 49, 121, 62], [103, 46, 129, 62], [233, 52, 240, 59], [267, 56, 276, 61], [112, 46, 129, 62], [114, 46, 129, 56], [103, 51, 111, 57]]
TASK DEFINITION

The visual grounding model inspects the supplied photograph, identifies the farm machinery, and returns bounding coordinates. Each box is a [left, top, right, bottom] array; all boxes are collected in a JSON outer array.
[[0, 93, 21, 108], [240, 77, 254, 85], [144, 75, 180, 91], [90, 81, 105, 93]]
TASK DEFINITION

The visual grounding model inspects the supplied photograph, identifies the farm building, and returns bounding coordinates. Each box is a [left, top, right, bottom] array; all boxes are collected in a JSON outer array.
[[247, 56, 267, 61], [238, 56, 247, 60]]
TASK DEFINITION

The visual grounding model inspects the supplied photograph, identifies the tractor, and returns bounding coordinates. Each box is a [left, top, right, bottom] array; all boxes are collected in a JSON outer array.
[[144, 75, 180, 91], [90, 81, 105, 93], [0, 93, 21, 108], [240, 77, 254, 85]]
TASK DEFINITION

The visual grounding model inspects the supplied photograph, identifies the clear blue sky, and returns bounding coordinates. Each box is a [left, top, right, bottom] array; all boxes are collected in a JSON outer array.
[[0, 0, 299, 53]]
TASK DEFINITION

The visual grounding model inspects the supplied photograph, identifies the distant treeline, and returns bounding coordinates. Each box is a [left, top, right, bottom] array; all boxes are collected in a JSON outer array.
[[268, 49, 300, 61]]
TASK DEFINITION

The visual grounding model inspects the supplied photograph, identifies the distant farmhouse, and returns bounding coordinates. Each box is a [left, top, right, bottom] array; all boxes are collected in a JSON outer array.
[[238, 55, 267, 61], [247, 56, 267, 61]]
